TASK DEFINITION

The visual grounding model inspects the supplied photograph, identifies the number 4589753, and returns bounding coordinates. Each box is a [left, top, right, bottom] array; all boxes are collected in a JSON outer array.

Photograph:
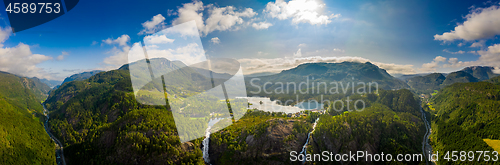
[[6, 3, 61, 14], [443, 151, 499, 162]]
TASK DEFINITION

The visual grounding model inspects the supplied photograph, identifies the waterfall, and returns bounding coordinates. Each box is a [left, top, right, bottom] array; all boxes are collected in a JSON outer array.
[[202, 126, 211, 164], [300, 118, 320, 164], [202, 117, 224, 164]]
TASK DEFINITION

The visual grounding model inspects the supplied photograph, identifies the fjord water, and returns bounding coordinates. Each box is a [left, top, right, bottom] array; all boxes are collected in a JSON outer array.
[[245, 97, 323, 113]]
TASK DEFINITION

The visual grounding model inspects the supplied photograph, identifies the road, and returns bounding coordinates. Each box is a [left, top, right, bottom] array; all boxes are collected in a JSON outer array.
[[43, 105, 67, 165], [419, 102, 433, 165]]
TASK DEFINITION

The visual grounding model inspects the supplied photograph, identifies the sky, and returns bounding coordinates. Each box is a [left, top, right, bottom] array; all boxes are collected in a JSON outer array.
[[0, 0, 500, 81]]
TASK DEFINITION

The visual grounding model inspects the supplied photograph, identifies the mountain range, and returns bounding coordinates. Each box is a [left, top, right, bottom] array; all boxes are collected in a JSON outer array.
[[246, 62, 409, 96], [60, 70, 104, 86], [1, 59, 499, 164], [405, 66, 499, 95]]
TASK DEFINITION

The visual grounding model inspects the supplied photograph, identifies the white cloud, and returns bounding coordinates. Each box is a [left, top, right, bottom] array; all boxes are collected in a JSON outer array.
[[102, 34, 130, 46], [210, 37, 220, 44], [426, 43, 500, 70], [144, 35, 175, 44], [172, 1, 205, 33], [252, 21, 273, 29], [476, 43, 500, 66], [420, 56, 447, 72], [164, 20, 200, 37], [448, 57, 458, 65], [298, 43, 307, 47], [293, 48, 302, 57], [0, 27, 11, 47], [333, 48, 345, 53], [101, 35, 131, 70], [493, 67, 500, 74], [145, 43, 206, 66], [170, 1, 257, 36], [443, 49, 465, 54], [434, 56, 447, 62], [264, 0, 336, 25], [239, 56, 415, 75], [300, 48, 345, 57], [56, 51, 69, 61], [434, 4, 500, 41], [470, 40, 486, 47], [0, 27, 54, 79], [139, 14, 166, 35], [202, 6, 256, 35]]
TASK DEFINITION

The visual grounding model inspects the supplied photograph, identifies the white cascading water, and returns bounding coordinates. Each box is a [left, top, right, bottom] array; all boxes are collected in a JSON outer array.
[[202, 117, 225, 164], [300, 117, 320, 164], [202, 126, 211, 164]]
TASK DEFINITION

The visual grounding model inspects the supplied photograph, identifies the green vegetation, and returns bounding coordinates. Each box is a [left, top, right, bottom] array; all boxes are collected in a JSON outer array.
[[441, 71, 479, 86], [209, 110, 313, 164], [312, 89, 426, 165], [0, 72, 55, 165], [461, 66, 498, 81], [246, 62, 409, 96], [427, 81, 500, 164], [43, 60, 500, 164], [406, 67, 498, 95], [487, 75, 500, 85], [45, 68, 208, 164], [406, 73, 445, 94], [26, 77, 52, 101], [59, 70, 103, 87]]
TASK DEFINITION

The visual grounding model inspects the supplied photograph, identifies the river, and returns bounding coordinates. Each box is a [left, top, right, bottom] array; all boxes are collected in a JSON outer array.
[[43, 105, 66, 165], [419, 102, 433, 165]]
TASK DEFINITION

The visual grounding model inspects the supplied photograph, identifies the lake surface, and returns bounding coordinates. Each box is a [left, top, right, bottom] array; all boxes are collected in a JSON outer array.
[[242, 97, 323, 113]]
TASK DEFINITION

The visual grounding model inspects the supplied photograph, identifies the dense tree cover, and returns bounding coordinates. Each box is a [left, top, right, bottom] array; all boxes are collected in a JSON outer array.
[[0, 72, 55, 165], [441, 71, 479, 86], [0, 72, 46, 113], [406, 73, 446, 94], [59, 70, 103, 87], [427, 81, 500, 164], [311, 89, 426, 165], [209, 110, 313, 164], [460, 66, 498, 81], [406, 70, 496, 95], [406, 67, 498, 95], [26, 77, 52, 101], [487, 76, 500, 86], [44, 69, 209, 164]]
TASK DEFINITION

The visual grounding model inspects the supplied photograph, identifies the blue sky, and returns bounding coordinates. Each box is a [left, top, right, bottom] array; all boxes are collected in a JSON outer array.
[[0, 0, 499, 80]]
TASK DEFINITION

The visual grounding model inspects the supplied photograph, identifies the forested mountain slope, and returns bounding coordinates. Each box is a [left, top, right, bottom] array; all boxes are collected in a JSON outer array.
[[0, 72, 55, 164], [246, 62, 409, 95], [425, 81, 500, 164], [311, 89, 426, 165], [44, 67, 205, 164]]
